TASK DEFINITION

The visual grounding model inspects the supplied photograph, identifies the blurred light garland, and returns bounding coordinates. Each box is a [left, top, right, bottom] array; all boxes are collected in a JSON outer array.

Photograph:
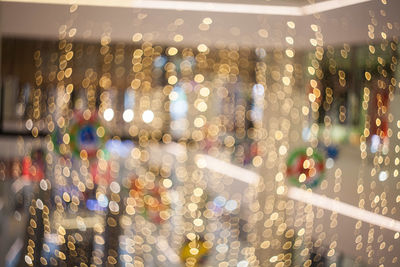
[[11, 1, 400, 266]]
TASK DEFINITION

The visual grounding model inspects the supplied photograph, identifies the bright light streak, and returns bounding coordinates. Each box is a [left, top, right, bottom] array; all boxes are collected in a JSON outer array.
[[195, 154, 260, 184], [301, 0, 371, 15], [2, 0, 373, 16], [164, 142, 186, 157], [163, 141, 400, 233], [163, 142, 259, 184], [288, 187, 400, 233]]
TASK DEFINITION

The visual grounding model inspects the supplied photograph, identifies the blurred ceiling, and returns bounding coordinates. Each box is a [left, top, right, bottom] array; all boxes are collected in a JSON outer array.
[[0, 0, 399, 49]]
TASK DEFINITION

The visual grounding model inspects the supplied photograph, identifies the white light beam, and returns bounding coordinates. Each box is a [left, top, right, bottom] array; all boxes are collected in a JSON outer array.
[[288, 186, 400, 233], [195, 154, 260, 185], [1, 0, 373, 16]]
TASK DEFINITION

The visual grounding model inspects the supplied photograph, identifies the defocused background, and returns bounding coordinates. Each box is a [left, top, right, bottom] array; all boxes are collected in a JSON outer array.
[[1, 0, 400, 266]]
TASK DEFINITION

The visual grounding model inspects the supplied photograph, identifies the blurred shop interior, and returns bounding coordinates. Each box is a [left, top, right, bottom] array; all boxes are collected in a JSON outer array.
[[1, 0, 400, 266]]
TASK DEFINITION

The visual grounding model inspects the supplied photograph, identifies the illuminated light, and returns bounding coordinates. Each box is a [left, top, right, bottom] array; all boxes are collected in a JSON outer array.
[[57, 216, 104, 229], [252, 84, 264, 96], [302, 0, 372, 15], [25, 255, 33, 265], [310, 24, 319, 32], [225, 200, 238, 211], [63, 133, 70, 144], [255, 48, 266, 58], [63, 192, 71, 202], [6, 0, 373, 16], [170, 86, 188, 120], [132, 32, 142, 42], [197, 43, 208, 53], [167, 47, 178, 56], [276, 186, 285, 195], [379, 171, 388, 182], [237, 260, 249, 267], [103, 108, 114, 121], [163, 179, 173, 188], [168, 75, 178, 84], [203, 17, 213, 24], [153, 55, 167, 67], [25, 119, 33, 130], [194, 117, 205, 127], [186, 233, 196, 241], [123, 109, 134, 122], [193, 187, 203, 197], [213, 196, 226, 207], [196, 101, 207, 112], [326, 158, 334, 169], [169, 91, 179, 101], [258, 29, 269, 38], [86, 199, 106, 211], [252, 156, 262, 167], [279, 145, 287, 155], [285, 48, 295, 58], [106, 140, 134, 157], [190, 248, 199, 255], [282, 76, 291, 86], [302, 127, 311, 141], [270, 256, 278, 263], [39, 179, 48, 191], [199, 87, 210, 97], [199, 22, 210, 31], [275, 130, 283, 140], [156, 237, 180, 263], [310, 38, 318, 46], [194, 74, 204, 83], [14, 211, 21, 221], [110, 181, 121, 193], [173, 34, 183, 42], [287, 21, 295, 29], [195, 155, 207, 168], [109, 201, 119, 213], [142, 110, 154, 123], [371, 134, 380, 153], [96, 126, 105, 137], [285, 36, 294, 44], [164, 142, 186, 157], [97, 194, 109, 208], [193, 218, 203, 226], [36, 199, 44, 210], [252, 84, 264, 121], [287, 187, 400, 233], [174, 18, 184, 25], [298, 173, 306, 183], [216, 244, 228, 253]]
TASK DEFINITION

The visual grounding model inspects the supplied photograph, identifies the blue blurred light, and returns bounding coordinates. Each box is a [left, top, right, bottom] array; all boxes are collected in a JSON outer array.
[[170, 86, 188, 120], [213, 196, 226, 207], [371, 134, 380, 153], [98, 194, 109, 208], [154, 56, 167, 68], [105, 140, 134, 158]]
